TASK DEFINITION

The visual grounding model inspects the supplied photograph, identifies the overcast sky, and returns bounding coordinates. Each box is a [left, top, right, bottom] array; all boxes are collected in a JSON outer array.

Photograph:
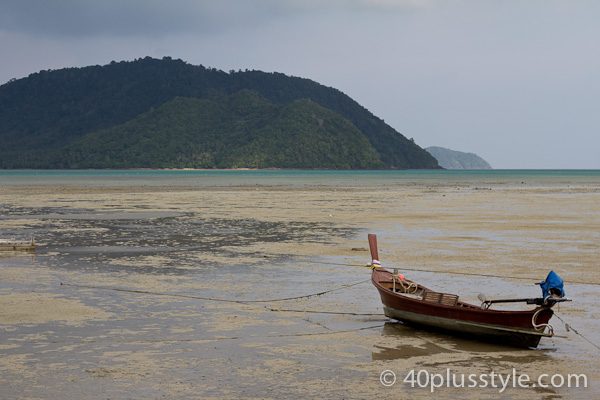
[[1, 0, 598, 169]]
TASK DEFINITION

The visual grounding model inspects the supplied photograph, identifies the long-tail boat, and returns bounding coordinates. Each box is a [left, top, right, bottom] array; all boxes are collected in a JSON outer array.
[[368, 234, 569, 348]]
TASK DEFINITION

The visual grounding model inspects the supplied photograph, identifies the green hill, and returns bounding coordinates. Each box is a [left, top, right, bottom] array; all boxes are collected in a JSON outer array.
[[0, 57, 440, 169], [61, 92, 384, 169], [426, 146, 492, 169]]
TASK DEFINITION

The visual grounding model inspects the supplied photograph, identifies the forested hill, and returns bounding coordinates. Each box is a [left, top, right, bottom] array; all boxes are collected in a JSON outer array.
[[0, 57, 440, 169]]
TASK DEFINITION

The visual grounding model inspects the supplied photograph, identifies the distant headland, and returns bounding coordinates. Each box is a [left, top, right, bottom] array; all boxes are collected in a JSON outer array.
[[425, 146, 492, 170]]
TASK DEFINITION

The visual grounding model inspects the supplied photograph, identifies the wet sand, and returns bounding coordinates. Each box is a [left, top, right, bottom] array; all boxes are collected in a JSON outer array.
[[1, 174, 599, 399]]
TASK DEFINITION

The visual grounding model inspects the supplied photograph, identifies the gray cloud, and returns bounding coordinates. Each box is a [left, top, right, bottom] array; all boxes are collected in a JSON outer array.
[[0, 0, 426, 37], [1, 0, 265, 37], [1, 0, 599, 168]]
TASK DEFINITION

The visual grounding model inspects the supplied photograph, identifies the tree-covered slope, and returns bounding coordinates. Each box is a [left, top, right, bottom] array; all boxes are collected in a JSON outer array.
[[0, 57, 439, 169], [59, 91, 385, 169]]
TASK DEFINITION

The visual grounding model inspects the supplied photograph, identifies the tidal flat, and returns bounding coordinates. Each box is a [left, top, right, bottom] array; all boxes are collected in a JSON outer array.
[[1, 170, 598, 399]]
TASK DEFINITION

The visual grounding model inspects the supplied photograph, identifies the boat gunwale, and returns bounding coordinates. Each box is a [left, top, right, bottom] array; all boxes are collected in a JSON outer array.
[[371, 267, 550, 319]]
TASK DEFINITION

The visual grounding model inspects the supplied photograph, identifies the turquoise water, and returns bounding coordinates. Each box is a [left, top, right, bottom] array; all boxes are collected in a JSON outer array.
[[1, 169, 599, 188]]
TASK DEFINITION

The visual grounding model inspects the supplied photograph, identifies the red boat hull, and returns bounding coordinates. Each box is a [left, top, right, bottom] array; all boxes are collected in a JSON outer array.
[[372, 267, 554, 348]]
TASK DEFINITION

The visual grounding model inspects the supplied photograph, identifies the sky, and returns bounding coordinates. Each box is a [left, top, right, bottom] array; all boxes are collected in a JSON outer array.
[[1, 0, 598, 169]]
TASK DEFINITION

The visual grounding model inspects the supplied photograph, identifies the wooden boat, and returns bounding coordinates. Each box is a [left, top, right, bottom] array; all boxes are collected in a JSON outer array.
[[368, 234, 568, 348], [0, 237, 36, 251]]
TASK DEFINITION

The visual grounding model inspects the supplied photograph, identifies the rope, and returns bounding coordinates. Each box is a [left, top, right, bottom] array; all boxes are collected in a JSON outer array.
[[378, 266, 600, 286], [60, 279, 370, 304], [554, 313, 600, 351], [294, 257, 600, 286], [286, 258, 600, 286], [268, 308, 382, 316], [8, 323, 385, 345], [396, 277, 418, 294], [531, 308, 554, 336]]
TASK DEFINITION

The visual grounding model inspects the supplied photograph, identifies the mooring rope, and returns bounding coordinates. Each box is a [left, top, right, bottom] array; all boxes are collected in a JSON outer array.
[[9, 323, 385, 345], [554, 313, 600, 351], [292, 258, 600, 286], [392, 266, 600, 286], [60, 279, 370, 304], [268, 308, 382, 316]]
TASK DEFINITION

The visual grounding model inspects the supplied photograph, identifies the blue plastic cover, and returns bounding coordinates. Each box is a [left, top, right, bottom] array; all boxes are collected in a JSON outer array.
[[539, 270, 565, 300]]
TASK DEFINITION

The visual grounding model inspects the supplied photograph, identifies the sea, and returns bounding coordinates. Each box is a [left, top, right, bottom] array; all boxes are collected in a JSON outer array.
[[1, 168, 599, 188], [1, 169, 598, 399]]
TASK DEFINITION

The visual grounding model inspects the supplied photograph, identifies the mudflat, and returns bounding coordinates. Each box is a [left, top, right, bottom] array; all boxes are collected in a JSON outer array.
[[1, 173, 598, 399]]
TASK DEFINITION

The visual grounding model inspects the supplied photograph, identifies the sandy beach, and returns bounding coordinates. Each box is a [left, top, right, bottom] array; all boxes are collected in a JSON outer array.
[[1, 171, 598, 399]]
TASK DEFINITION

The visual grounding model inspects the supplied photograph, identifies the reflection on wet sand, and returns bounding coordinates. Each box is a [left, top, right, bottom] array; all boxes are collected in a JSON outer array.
[[376, 322, 504, 360], [373, 321, 556, 360]]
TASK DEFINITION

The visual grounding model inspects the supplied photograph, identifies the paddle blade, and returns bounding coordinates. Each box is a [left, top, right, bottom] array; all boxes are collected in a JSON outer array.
[[368, 234, 379, 263]]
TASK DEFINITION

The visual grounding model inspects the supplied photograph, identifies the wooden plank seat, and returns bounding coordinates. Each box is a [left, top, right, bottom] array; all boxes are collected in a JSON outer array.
[[423, 291, 459, 306]]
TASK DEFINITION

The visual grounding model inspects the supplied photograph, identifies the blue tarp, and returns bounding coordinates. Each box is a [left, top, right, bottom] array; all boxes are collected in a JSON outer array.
[[539, 270, 565, 300]]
